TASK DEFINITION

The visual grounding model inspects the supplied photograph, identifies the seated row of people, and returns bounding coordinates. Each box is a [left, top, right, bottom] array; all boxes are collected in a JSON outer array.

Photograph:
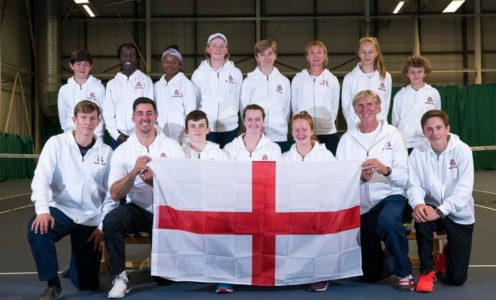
[[29, 90, 473, 299]]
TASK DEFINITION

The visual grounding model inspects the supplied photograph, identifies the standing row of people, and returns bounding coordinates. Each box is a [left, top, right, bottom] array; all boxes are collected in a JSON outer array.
[[58, 34, 440, 156]]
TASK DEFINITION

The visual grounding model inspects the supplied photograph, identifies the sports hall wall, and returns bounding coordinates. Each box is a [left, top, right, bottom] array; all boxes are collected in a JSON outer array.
[[1, 0, 496, 181]]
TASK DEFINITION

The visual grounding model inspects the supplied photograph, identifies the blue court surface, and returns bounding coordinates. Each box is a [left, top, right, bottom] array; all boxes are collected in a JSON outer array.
[[1, 204, 495, 300]]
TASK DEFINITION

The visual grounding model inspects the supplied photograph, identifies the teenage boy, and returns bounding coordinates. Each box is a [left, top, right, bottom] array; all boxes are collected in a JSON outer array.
[[103, 97, 184, 298], [241, 39, 291, 152], [182, 110, 228, 160], [103, 43, 154, 148], [408, 109, 474, 293], [58, 50, 105, 137], [28, 100, 115, 300], [392, 55, 441, 154]]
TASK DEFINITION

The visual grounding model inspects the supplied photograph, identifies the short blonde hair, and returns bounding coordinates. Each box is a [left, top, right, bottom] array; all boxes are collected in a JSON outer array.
[[254, 40, 277, 55], [305, 40, 328, 67], [352, 90, 381, 107]]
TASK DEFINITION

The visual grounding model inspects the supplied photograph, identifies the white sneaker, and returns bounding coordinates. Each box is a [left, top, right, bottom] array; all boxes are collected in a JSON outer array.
[[108, 271, 130, 298]]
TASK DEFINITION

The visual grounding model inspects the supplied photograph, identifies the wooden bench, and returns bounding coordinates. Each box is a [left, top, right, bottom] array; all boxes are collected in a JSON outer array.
[[407, 230, 447, 266], [100, 234, 151, 273]]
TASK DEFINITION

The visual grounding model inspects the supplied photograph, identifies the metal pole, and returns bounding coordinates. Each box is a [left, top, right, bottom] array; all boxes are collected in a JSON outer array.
[[474, 0, 482, 84], [145, 0, 151, 73], [364, 0, 370, 36], [413, 16, 420, 55], [255, 0, 261, 41]]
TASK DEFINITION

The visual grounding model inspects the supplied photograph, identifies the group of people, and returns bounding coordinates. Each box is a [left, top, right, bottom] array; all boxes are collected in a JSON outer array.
[[28, 32, 474, 300]]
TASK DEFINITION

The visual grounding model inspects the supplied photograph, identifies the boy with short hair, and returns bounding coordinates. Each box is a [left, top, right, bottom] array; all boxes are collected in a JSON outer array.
[[58, 50, 105, 137], [241, 40, 291, 152], [182, 110, 228, 160], [408, 109, 474, 293], [28, 100, 115, 300], [392, 55, 441, 153]]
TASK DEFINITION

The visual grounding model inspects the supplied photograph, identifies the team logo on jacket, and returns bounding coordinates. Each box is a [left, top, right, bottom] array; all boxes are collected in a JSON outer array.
[[319, 79, 330, 87], [135, 82, 144, 90], [276, 84, 283, 94], [172, 89, 183, 98], [425, 97, 434, 104], [93, 156, 106, 165], [225, 75, 235, 84], [262, 154, 268, 161], [88, 92, 97, 101], [382, 141, 393, 150], [378, 82, 386, 91], [160, 152, 167, 157], [449, 159, 458, 170]]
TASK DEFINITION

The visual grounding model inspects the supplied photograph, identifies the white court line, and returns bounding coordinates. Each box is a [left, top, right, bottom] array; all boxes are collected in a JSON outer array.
[[0, 192, 31, 201], [474, 189, 496, 196], [3, 266, 496, 276], [475, 204, 496, 212], [0, 204, 33, 215]]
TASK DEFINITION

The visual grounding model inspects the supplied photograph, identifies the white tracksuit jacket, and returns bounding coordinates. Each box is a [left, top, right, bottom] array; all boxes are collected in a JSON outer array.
[[182, 141, 228, 160], [31, 132, 116, 229], [392, 84, 441, 148], [103, 70, 154, 140], [407, 133, 474, 224], [336, 121, 408, 214], [224, 134, 281, 161], [342, 64, 392, 128], [291, 69, 340, 135], [57, 75, 105, 137], [191, 60, 243, 132], [241, 67, 291, 142], [108, 128, 185, 213], [154, 72, 197, 143], [281, 142, 336, 162]]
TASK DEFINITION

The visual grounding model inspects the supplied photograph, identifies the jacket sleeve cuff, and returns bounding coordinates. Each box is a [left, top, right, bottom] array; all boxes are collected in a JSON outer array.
[[35, 202, 50, 215]]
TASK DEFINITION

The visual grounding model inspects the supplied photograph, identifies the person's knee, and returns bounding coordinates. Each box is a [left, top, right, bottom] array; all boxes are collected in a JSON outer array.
[[377, 214, 402, 232], [102, 210, 122, 234]]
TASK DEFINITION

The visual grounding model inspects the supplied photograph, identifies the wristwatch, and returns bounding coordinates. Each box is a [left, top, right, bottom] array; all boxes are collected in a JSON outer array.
[[384, 166, 392, 176], [436, 207, 445, 219]]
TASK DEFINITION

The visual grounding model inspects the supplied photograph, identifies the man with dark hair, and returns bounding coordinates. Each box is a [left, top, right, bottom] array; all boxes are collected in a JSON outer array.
[[103, 43, 154, 148], [408, 109, 475, 293], [58, 50, 105, 137], [103, 97, 184, 298], [28, 100, 116, 300]]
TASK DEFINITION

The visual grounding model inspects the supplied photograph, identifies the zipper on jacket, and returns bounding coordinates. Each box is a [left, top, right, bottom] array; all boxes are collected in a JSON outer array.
[[313, 78, 317, 133]]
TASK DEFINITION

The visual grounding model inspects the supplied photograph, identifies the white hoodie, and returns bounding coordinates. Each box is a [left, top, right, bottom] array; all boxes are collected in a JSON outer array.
[[182, 141, 228, 160], [224, 134, 281, 161], [57, 75, 105, 137], [103, 70, 154, 140], [154, 72, 197, 143], [336, 121, 408, 214], [241, 67, 291, 142], [341, 64, 392, 128], [191, 60, 243, 132], [282, 142, 335, 162], [407, 133, 474, 224], [392, 84, 441, 148], [291, 69, 340, 135], [108, 128, 185, 212], [31, 132, 116, 229]]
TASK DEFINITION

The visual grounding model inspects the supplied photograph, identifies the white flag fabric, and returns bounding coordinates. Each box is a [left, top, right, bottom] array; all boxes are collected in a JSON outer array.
[[151, 159, 362, 286]]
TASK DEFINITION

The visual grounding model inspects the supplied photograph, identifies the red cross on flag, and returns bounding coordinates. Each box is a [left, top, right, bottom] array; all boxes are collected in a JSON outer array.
[[151, 159, 362, 286]]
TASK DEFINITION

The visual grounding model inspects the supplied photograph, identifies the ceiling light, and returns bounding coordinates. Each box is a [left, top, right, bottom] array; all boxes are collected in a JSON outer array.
[[443, 0, 466, 13], [393, 1, 405, 14], [82, 4, 96, 17], [74, 0, 89, 4]]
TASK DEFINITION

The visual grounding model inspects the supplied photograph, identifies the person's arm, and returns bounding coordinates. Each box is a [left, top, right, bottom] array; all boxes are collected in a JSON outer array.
[[290, 76, 299, 116], [102, 80, 120, 140], [109, 154, 151, 200], [391, 92, 401, 127], [240, 76, 253, 114], [341, 75, 354, 128], [380, 73, 392, 122], [30, 137, 59, 234], [437, 144, 474, 217], [144, 75, 155, 100], [386, 128, 409, 189], [57, 87, 70, 132], [183, 79, 198, 116], [330, 75, 340, 125]]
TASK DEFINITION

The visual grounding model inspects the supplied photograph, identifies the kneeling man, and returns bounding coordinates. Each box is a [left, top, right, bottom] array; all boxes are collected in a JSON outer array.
[[408, 109, 474, 292]]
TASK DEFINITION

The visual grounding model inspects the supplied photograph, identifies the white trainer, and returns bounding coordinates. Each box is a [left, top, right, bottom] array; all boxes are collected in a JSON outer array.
[[108, 271, 130, 298]]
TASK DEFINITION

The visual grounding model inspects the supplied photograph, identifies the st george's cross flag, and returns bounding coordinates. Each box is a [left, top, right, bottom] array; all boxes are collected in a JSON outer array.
[[150, 159, 362, 286]]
